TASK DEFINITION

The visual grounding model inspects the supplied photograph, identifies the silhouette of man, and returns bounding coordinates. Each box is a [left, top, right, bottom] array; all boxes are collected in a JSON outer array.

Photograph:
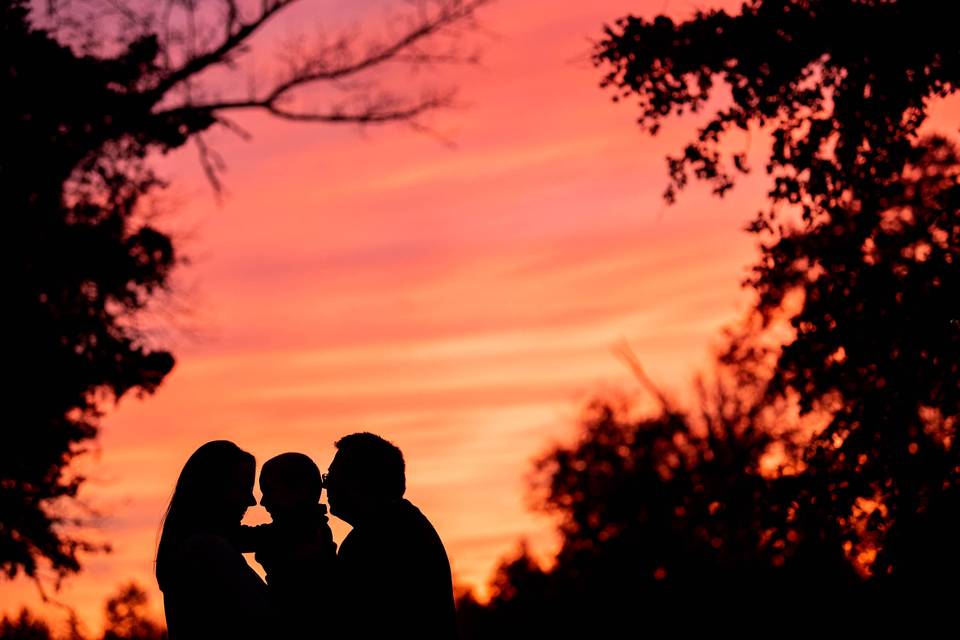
[[326, 433, 457, 640]]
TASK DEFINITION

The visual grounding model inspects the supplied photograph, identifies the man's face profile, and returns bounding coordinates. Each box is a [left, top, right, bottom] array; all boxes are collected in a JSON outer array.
[[326, 451, 358, 523]]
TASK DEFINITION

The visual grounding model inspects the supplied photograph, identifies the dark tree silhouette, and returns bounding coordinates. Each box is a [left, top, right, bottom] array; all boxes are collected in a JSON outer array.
[[748, 138, 960, 585], [456, 545, 552, 640], [596, 0, 958, 210], [101, 583, 166, 640], [0, 582, 165, 640], [596, 0, 959, 585], [0, 610, 52, 640], [3, 0, 489, 581], [458, 344, 865, 636]]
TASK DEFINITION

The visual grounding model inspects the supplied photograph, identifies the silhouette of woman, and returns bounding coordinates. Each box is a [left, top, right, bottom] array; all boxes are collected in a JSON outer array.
[[156, 440, 271, 639]]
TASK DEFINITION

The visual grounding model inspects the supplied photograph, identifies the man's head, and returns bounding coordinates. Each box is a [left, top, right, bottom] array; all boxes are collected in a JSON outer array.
[[326, 433, 405, 525], [259, 452, 323, 519]]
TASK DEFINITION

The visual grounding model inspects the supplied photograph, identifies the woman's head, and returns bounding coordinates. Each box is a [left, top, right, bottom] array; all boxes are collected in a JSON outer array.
[[156, 440, 256, 589]]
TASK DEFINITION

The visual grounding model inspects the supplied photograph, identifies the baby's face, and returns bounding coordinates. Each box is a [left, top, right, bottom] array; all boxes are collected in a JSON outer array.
[[259, 473, 309, 519]]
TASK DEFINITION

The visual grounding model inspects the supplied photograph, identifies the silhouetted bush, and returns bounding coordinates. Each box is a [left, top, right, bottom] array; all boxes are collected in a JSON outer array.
[[0, 583, 165, 640], [0, 610, 52, 640]]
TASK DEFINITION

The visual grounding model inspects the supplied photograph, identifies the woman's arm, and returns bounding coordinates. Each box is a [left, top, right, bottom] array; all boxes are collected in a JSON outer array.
[[181, 533, 272, 624]]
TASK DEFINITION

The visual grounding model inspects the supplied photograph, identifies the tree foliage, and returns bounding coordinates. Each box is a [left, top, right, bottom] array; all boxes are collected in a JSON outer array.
[[595, 0, 959, 581], [459, 344, 860, 636], [0, 583, 165, 640], [0, 610, 53, 640], [595, 0, 958, 210], [101, 584, 165, 640]]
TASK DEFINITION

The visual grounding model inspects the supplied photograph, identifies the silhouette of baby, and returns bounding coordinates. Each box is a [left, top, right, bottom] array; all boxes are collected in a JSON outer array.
[[235, 452, 336, 630]]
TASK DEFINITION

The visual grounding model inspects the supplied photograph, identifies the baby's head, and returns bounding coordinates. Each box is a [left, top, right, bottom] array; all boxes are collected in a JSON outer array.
[[259, 452, 323, 520]]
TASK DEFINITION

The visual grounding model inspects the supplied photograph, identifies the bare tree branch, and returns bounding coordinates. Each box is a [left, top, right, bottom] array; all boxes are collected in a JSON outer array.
[[258, 0, 488, 105], [613, 339, 676, 414], [40, 0, 496, 192], [216, 114, 253, 141], [149, 0, 299, 100], [100, 0, 146, 30], [164, 87, 454, 126], [151, 0, 490, 136], [222, 0, 240, 36], [268, 92, 452, 123], [195, 133, 226, 197]]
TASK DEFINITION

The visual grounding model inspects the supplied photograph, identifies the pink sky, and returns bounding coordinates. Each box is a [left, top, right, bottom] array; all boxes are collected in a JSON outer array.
[[4, 0, 958, 634]]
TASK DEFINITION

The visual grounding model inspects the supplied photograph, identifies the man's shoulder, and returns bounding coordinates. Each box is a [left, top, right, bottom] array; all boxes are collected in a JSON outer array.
[[381, 500, 452, 569], [396, 500, 444, 539], [341, 500, 442, 547]]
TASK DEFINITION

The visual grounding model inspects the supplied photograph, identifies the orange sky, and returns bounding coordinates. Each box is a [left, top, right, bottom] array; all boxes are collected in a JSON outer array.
[[4, 0, 958, 634]]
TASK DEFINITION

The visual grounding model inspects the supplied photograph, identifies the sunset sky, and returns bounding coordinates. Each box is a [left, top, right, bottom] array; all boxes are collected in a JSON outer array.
[[5, 0, 959, 634]]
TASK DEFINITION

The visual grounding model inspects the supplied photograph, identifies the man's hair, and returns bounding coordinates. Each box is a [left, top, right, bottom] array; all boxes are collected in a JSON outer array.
[[261, 452, 323, 503], [334, 432, 406, 499]]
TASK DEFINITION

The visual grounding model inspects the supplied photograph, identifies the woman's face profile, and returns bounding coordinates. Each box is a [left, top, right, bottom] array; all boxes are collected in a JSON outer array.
[[220, 459, 257, 525]]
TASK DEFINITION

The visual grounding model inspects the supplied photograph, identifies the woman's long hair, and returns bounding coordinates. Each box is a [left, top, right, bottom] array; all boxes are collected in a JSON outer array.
[[156, 440, 255, 591]]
